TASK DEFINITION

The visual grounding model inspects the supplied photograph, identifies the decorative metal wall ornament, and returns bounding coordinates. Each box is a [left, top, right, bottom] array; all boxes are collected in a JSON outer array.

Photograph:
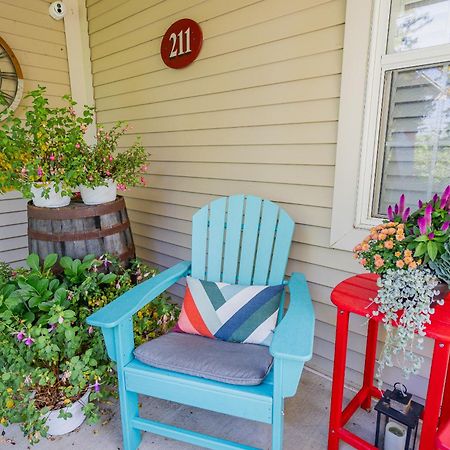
[[0, 36, 24, 118]]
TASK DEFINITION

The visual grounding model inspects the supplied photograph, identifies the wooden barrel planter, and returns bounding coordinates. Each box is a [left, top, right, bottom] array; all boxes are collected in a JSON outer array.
[[28, 197, 135, 264]]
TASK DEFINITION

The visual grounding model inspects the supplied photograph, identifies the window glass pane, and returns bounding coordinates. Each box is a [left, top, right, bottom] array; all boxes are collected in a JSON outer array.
[[374, 64, 450, 216], [388, 0, 450, 53]]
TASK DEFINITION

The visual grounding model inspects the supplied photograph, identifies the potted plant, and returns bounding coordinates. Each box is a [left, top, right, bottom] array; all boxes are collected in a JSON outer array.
[[0, 253, 179, 443], [0, 87, 94, 207], [353, 186, 450, 385], [77, 122, 148, 205]]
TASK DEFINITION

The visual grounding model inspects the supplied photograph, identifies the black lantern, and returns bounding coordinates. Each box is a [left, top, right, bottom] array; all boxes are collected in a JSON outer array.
[[374, 383, 424, 450]]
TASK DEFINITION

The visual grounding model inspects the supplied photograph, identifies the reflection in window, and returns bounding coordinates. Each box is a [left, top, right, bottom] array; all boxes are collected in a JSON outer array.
[[374, 64, 450, 215]]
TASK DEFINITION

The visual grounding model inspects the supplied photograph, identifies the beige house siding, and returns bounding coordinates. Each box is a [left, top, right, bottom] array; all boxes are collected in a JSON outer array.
[[0, 0, 71, 266], [87, 0, 431, 398]]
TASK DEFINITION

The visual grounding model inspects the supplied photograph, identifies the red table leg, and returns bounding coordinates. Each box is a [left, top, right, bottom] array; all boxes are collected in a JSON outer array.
[[362, 319, 378, 411], [328, 310, 350, 450], [420, 341, 450, 450], [439, 353, 450, 427]]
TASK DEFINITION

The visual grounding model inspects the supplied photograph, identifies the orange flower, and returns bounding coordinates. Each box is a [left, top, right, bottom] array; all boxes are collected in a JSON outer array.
[[374, 258, 384, 268], [408, 261, 417, 270], [404, 249, 412, 258], [374, 254, 382, 259], [396, 233, 405, 241], [378, 233, 387, 241], [354, 244, 362, 252], [384, 240, 394, 249], [387, 228, 396, 235], [361, 243, 369, 251], [404, 256, 413, 264], [360, 258, 367, 266], [396, 260, 405, 268], [395, 251, 401, 257]]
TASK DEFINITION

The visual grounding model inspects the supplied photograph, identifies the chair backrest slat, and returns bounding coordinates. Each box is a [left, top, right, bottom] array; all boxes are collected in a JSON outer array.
[[206, 197, 227, 280], [222, 195, 245, 284], [268, 209, 295, 284], [191, 205, 208, 279], [236, 196, 262, 285], [252, 200, 279, 285], [191, 195, 294, 286]]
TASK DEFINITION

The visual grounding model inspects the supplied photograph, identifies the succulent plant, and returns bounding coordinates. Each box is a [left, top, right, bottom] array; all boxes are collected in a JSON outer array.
[[430, 241, 450, 285]]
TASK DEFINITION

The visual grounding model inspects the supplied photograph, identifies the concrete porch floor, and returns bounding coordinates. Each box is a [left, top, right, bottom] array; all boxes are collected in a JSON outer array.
[[2, 369, 390, 450]]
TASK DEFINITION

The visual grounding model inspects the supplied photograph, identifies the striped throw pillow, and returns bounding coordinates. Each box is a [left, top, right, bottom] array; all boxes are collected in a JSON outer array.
[[176, 276, 284, 346]]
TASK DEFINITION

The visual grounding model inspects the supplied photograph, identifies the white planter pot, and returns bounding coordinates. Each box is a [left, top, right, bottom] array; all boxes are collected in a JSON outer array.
[[79, 179, 117, 205], [384, 421, 407, 450], [44, 390, 90, 436], [31, 183, 71, 208]]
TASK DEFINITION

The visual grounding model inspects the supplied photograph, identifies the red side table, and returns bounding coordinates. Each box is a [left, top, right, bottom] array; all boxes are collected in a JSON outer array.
[[328, 273, 450, 450]]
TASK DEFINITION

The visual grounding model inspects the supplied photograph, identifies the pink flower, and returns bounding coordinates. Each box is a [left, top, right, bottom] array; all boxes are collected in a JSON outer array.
[[50, 154, 55, 161], [140, 176, 146, 186], [109, 155, 113, 161], [442, 221, 450, 232], [16, 331, 25, 341], [141, 165, 148, 172], [21, 167, 27, 175], [374, 258, 384, 268], [117, 183, 126, 191], [88, 326, 94, 335], [105, 170, 111, 176], [425, 203, 433, 227], [75, 143, 80, 149], [48, 323, 57, 332], [69, 107, 76, 116], [37, 167, 43, 177], [24, 336, 34, 346]]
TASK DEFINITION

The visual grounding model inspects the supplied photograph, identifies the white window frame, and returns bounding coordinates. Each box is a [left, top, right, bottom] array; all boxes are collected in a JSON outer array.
[[331, 0, 450, 250]]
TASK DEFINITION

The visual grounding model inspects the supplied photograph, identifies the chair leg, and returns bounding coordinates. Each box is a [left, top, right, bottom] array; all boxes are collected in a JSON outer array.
[[272, 395, 284, 450], [118, 383, 142, 450]]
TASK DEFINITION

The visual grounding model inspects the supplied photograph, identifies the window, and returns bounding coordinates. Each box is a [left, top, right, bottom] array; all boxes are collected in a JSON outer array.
[[331, 0, 450, 250]]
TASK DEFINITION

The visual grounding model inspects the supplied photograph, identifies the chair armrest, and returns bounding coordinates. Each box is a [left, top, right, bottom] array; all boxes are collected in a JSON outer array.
[[270, 272, 315, 362], [87, 260, 191, 328]]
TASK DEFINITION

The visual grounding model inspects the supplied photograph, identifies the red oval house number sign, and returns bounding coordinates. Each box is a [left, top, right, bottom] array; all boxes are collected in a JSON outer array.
[[161, 19, 203, 69]]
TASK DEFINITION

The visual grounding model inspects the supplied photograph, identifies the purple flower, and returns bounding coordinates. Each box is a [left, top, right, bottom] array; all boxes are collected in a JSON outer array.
[[418, 199, 423, 208], [401, 207, 410, 222], [24, 336, 34, 346], [93, 379, 100, 393], [429, 232, 435, 239], [37, 167, 43, 177], [87, 326, 94, 335], [442, 221, 450, 232], [418, 216, 427, 235], [425, 203, 433, 227], [387, 205, 394, 220], [16, 331, 25, 341], [48, 323, 57, 332], [399, 194, 405, 214], [441, 186, 450, 208], [394, 204, 399, 215], [433, 193, 439, 204]]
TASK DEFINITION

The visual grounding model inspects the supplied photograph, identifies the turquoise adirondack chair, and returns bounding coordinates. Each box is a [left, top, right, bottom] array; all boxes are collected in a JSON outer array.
[[87, 195, 315, 450]]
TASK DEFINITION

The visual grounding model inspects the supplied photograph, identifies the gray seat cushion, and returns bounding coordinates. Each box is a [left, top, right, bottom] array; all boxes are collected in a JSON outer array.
[[134, 332, 273, 386]]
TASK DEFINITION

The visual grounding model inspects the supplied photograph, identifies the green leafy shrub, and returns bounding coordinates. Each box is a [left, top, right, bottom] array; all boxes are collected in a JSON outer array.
[[0, 253, 179, 443]]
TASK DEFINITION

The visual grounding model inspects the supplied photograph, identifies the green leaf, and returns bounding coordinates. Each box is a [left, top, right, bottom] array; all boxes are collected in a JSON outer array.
[[59, 256, 73, 270], [100, 273, 116, 284], [65, 329, 75, 341], [428, 240, 438, 261], [43, 253, 58, 271], [23, 311, 35, 322], [415, 235, 429, 242], [27, 254, 40, 272], [414, 242, 427, 257]]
